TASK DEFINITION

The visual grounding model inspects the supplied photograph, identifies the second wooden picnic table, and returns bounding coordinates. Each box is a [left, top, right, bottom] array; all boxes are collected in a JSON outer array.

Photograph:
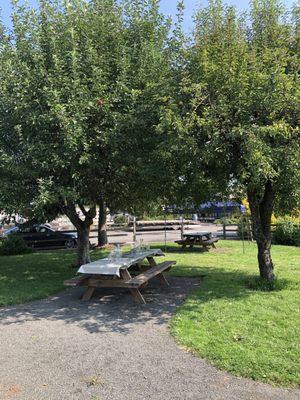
[[64, 249, 176, 304], [175, 231, 219, 250]]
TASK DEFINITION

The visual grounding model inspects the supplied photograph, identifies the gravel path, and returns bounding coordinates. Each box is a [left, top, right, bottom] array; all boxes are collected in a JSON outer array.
[[0, 277, 299, 400]]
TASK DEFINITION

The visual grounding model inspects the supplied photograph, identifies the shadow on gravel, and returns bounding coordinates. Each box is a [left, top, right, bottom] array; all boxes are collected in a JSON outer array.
[[0, 277, 200, 335], [1, 264, 285, 335]]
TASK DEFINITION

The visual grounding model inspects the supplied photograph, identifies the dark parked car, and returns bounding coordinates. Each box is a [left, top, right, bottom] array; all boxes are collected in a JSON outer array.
[[1, 224, 77, 249]]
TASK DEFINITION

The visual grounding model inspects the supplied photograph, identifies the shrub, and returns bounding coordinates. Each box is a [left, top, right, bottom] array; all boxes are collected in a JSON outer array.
[[0, 235, 32, 256], [214, 218, 222, 224], [141, 213, 175, 221], [215, 216, 240, 225], [113, 214, 127, 225], [273, 220, 300, 247]]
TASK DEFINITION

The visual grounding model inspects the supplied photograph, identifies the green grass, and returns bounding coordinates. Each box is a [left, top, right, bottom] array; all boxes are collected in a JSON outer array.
[[0, 241, 299, 388], [0, 248, 109, 306], [166, 241, 300, 388]]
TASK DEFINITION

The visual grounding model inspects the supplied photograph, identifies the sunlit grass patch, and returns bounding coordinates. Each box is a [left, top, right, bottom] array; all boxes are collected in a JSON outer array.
[[0, 248, 108, 306], [167, 241, 300, 388]]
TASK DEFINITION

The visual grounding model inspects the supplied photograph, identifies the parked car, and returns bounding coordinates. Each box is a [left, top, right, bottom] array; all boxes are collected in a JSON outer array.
[[0, 224, 77, 249]]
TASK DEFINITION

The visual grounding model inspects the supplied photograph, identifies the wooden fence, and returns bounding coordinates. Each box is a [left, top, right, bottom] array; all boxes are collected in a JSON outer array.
[[217, 222, 253, 241]]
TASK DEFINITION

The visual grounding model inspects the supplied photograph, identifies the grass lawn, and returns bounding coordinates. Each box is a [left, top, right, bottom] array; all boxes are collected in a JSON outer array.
[[166, 241, 300, 388], [0, 248, 109, 306], [0, 240, 299, 387]]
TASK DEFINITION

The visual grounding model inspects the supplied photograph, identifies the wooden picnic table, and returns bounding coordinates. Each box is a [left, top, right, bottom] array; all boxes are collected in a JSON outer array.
[[175, 231, 218, 250], [64, 249, 176, 304]]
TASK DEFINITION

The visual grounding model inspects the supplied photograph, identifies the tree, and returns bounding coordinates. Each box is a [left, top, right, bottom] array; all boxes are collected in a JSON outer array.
[[0, 0, 174, 265], [97, 199, 108, 247], [179, 0, 299, 281]]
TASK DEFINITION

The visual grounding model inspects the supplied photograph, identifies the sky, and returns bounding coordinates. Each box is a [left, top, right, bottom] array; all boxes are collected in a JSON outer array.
[[0, 0, 296, 32]]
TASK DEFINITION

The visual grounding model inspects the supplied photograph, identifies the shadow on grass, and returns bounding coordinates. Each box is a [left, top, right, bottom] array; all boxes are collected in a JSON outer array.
[[1, 267, 287, 336], [159, 245, 212, 254], [174, 269, 296, 326], [245, 276, 291, 292], [0, 246, 294, 335]]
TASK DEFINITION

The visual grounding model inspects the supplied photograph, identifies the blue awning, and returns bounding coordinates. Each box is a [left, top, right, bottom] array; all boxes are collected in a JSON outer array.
[[199, 201, 246, 213]]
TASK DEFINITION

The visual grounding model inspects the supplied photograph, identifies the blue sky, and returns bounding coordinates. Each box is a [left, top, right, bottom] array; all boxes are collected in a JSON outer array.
[[0, 0, 296, 32]]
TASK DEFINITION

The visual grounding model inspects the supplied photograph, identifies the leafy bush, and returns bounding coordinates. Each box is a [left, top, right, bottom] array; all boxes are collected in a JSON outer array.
[[273, 220, 300, 247], [0, 235, 32, 256], [214, 216, 240, 225], [141, 213, 175, 221], [113, 214, 127, 225]]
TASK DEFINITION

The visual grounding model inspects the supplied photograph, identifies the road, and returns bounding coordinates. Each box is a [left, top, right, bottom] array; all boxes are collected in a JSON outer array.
[[92, 223, 227, 246]]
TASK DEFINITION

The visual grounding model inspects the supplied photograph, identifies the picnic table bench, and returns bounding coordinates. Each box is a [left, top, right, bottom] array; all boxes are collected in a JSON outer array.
[[64, 249, 176, 304], [175, 231, 218, 251]]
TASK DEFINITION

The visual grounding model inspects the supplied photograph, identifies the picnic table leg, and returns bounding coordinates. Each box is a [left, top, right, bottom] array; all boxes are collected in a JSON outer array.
[[147, 256, 156, 268], [130, 289, 146, 304], [157, 273, 169, 286], [189, 239, 195, 249], [120, 269, 146, 304], [147, 256, 169, 286], [189, 237, 197, 249], [81, 285, 95, 301]]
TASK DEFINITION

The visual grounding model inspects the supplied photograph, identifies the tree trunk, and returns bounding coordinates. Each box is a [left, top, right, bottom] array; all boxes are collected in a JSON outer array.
[[63, 202, 96, 267], [98, 198, 107, 247], [247, 180, 275, 282], [257, 239, 274, 280], [77, 226, 91, 266]]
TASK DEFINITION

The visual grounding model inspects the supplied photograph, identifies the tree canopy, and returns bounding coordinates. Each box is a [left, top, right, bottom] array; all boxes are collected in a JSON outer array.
[[0, 0, 176, 264], [0, 0, 299, 278], [164, 0, 299, 280]]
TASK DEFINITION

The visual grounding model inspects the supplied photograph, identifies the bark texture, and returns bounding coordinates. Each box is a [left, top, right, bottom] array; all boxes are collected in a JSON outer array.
[[97, 198, 107, 247], [247, 180, 275, 281], [76, 226, 91, 266], [64, 203, 96, 267]]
